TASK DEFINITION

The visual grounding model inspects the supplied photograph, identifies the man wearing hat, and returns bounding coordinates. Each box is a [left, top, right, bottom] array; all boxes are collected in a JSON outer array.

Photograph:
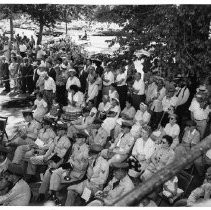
[[43, 72, 56, 111], [12, 118, 56, 177], [67, 108, 94, 139], [46, 59, 56, 82], [0, 163, 31, 206], [38, 134, 89, 202], [101, 122, 135, 166], [65, 144, 109, 206], [88, 167, 134, 206], [92, 97, 121, 145], [27, 124, 71, 183], [189, 93, 210, 138], [175, 79, 190, 124], [36, 45, 46, 60], [35, 63, 47, 93], [79, 59, 90, 93], [0, 146, 10, 175], [131, 70, 145, 110], [55, 61, 69, 106], [19, 57, 34, 94], [0, 55, 10, 93], [161, 84, 178, 127], [7, 110, 41, 147]]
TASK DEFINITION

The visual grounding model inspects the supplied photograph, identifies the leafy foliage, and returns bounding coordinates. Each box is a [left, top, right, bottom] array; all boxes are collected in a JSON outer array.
[[58, 5, 96, 22], [94, 5, 211, 78], [20, 4, 61, 44]]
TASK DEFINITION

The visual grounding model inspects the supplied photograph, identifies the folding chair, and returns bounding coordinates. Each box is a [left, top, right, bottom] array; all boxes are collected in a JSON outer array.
[[157, 170, 194, 206], [177, 170, 194, 198], [0, 116, 8, 144]]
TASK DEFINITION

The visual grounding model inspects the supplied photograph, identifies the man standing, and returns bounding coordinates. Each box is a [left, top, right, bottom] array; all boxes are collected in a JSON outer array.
[[43, 72, 56, 111], [0, 55, 10, 93], [0, 163, 31, 206]]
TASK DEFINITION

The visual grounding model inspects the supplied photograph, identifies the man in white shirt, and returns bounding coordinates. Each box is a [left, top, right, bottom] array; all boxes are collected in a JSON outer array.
[[102, 66, 114, 95], [189, 94, 209, 138], [86, 74, 99, 103], [132, 71, 145, 110], [19, 42, 27, 58], [175, 79, 190, 124], [115, 67, 128, 109], [161, 85, 178, 127], [36, 45, 46, 60], [66, 68, 81, 90], [101, 123, 135, 166], [44, 72, 56, 111]]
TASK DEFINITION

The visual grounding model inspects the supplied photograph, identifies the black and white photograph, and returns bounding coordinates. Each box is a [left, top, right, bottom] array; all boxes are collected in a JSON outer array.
[[0, 2, 211, 207]]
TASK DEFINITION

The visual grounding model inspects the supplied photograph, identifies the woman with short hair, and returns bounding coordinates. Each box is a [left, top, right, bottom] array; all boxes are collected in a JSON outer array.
[[141, 135, 175, 181]]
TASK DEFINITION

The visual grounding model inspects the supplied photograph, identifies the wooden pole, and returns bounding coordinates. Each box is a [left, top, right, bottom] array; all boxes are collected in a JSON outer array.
[[111, 134, 211, 206]]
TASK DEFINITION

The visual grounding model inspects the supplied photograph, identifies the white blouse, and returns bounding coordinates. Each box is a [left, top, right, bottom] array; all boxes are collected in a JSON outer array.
[[133, 79, 145, 95], [132, 137, 155, 160]]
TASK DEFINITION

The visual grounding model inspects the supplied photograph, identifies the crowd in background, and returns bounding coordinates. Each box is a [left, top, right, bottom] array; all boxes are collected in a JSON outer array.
[[1, 33, 211, 206]]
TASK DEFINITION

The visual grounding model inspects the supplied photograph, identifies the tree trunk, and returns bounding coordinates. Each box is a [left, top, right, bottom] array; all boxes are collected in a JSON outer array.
[[66, 20, 68, 35], [9, 13, 13, 41], [37, 23, 44, 45]]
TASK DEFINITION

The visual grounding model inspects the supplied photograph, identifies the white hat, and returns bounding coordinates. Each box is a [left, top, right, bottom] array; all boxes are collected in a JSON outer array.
[[196, 85, 208, 93], [140, 102, 147, 108], [111, 97, 119, 103], [61, 63, 67, 69], [39, 62, 46, 68], [68, 68, 76, 73]]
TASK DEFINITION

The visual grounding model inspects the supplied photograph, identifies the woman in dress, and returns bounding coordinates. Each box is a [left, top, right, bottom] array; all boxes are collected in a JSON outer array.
[[32, 92, 48, 122], [9, 56, 18, 92], [141, 135, 175, 181]]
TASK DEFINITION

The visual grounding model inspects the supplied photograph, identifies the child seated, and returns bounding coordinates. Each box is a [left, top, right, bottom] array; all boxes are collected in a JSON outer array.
[[162, 176, 183, 203]]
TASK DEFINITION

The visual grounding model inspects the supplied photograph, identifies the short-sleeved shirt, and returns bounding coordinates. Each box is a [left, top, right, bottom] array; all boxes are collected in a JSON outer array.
[[116, 71, 127, 86], [103, 71, 114, 86], [66, 76, 81, 90], [133, 79, 145, 95], [162, 96, 178, 112], [189, 98, 210, 120], [164, 123, 180, 139], [121, 106, 136, 119]]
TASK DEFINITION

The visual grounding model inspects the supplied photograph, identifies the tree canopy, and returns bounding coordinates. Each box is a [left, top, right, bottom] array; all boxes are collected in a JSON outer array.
[[94, 5, 211, 78]]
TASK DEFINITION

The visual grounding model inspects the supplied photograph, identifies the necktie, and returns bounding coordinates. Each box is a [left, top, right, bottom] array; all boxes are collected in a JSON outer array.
[[92, 158, 97, 167], [113, 180, 121, 189]]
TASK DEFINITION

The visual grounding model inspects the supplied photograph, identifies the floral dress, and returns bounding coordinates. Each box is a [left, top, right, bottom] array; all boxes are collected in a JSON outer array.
[[33, 99, 47, 121]]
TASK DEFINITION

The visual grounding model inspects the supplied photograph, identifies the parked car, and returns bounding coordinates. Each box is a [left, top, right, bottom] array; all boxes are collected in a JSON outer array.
[[36, 29, 63, 37], [4, 30, 15, 35]]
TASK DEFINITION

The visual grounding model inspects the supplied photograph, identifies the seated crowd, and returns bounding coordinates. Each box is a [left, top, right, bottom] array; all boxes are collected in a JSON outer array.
[[1, 35, 211, 206]]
